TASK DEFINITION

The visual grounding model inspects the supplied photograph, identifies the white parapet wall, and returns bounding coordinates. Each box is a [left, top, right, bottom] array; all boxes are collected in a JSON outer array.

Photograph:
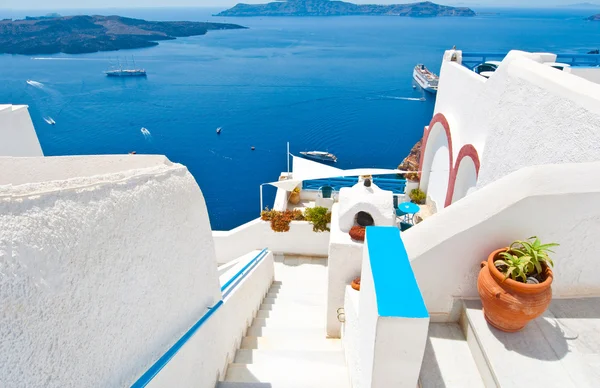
[[0, 105, 43, 156], [327, 203, 364, 338], [0, 155, 222, 387], [342, 227, 429, 388], [213, 218, 330, 264], [403, 161, 600, 322]]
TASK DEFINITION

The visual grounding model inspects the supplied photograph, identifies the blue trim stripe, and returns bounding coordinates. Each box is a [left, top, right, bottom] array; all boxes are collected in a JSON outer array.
[[366, 227, 428, 319], [131, 248, 269, 388]]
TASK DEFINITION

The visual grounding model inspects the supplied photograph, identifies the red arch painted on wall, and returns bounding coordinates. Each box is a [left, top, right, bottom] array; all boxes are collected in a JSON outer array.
[[418, 113, 453, 187], [444, 144, 481, 207]]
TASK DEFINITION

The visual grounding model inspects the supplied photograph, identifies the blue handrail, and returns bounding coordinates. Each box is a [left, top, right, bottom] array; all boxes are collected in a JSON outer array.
[[221, 248, 268, 292], [130, 248, 269, 388]]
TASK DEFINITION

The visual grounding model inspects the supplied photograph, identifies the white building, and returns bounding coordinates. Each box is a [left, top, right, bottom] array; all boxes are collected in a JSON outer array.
[[419, 49, 600, 211], [2, 49, 600, 388]]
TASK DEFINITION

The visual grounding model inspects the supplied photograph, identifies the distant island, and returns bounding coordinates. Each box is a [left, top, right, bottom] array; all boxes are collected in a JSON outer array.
[[0, 15, 246, 55], [587, 13, 600, 20], [564, 2, 600, 8], [216, 0, 476, 17]]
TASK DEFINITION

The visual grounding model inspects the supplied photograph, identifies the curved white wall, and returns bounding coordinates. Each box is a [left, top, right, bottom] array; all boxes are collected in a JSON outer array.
[[451, 157, 477, 204], [427, 145, 450, 209], [420, 122, 449, 195], [433, 61, 486, 158], [0, 156, 221, 387], [402, 162, 600, 321], [0, 105, 43, 156]]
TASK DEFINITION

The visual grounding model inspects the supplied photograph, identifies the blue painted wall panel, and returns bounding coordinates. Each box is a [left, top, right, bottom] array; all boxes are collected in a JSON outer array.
[[366, 226, 428, 319]]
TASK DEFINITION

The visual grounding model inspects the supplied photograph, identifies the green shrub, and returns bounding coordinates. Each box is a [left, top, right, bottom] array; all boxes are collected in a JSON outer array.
[[304, 206, 332, 232], [409, 188, 426, 204]]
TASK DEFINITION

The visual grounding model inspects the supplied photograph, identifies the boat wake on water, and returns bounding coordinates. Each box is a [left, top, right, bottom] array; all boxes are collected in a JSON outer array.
[[26, 80, 44, 88], [375, 95, 426, 102], [141, 127, 152, 139]]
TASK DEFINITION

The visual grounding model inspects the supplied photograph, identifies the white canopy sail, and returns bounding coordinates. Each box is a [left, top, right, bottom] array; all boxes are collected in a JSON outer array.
[[266, 155, 408, 191]]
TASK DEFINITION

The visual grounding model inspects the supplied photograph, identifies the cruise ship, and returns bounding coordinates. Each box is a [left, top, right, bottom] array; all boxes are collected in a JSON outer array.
[[105, 68, 147, 77], [105, 57, 147, 77], [413, 64, 439, 94]]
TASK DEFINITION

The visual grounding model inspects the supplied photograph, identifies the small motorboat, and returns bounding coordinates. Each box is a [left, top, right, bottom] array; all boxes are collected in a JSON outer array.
[[43, 117, 56, 125], [216, 127, 222, 134], [300, 151, 337, 163]]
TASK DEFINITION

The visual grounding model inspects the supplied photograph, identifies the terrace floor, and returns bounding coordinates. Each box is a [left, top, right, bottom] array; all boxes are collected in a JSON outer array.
[[421, 297, 600, 387]]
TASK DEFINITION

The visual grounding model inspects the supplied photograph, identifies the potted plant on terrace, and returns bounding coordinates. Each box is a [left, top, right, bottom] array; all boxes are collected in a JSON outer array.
[[409, 188, 426, 205], [478, 236, 558, 332], [289, 186, 301, 205]]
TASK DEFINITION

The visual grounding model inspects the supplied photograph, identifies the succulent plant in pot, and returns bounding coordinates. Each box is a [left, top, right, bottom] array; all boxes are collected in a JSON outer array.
[[477, 236, 558, 332], [289, 186, 301, 205]]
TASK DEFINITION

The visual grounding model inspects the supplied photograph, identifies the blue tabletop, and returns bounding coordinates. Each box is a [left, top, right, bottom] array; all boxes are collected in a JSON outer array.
[[397, 202, 420, 215]]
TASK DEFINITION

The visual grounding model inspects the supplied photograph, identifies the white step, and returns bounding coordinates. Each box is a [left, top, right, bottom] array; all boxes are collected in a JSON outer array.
[[266, 290, 326, 299], [256, 306, 325, 319], [224, 363, 350, 388], [233, 349, 346, 366], [259, 296, 325, 309], [217, 382, 272, 388], [246, 324, 325, 338], [463, 298, 600, 388], [419, 323, 485, 388], [240, 335, 342, 351], [249, 316, 325, 329]]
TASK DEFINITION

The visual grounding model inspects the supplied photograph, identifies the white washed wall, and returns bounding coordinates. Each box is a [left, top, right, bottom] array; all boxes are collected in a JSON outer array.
[[425, 51, 600, 203], [0, 105, 43, 156], [213, 219, 330, 264], [0, 156, 221, 388], [476, 56, 600, 188], [404, 162, 600, 321]]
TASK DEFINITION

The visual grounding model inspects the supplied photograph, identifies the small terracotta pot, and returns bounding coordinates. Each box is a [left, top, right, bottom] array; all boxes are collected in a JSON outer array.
[[351, 277, 361, 291], [289, 191, 300, 205], [477, 248, 553, 332], [349, 226, 365, 241]]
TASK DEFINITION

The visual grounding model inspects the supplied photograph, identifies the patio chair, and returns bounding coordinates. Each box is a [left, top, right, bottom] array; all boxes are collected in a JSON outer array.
[[319, 185, 333, 199], [399, 222, 413, 232], [316, 185, 334, 210]]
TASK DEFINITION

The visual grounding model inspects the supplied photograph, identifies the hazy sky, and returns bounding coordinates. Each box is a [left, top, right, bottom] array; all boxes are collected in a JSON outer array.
[[3, 0, 595, 10]]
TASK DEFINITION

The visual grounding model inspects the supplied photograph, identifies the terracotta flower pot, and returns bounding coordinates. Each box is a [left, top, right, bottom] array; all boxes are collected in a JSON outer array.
[[351, 277, 361, 291], [349, 226, 365, 241], [289, 191, 300, 205], [477, 248, 553, 332]]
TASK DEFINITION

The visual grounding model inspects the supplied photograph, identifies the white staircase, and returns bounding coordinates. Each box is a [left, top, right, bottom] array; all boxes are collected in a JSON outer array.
[[420, 298, 600, 388], [218, 256, 351, 388]]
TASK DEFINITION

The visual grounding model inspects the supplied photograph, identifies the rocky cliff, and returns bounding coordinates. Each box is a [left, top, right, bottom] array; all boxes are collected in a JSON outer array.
[[398, 139, 422, 181], [0, 15, 246, 55], [217, 0, 476, 17]]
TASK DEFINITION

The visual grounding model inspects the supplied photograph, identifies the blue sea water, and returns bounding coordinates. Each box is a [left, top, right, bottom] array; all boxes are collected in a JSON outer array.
[[1, 7, 599, 230]]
